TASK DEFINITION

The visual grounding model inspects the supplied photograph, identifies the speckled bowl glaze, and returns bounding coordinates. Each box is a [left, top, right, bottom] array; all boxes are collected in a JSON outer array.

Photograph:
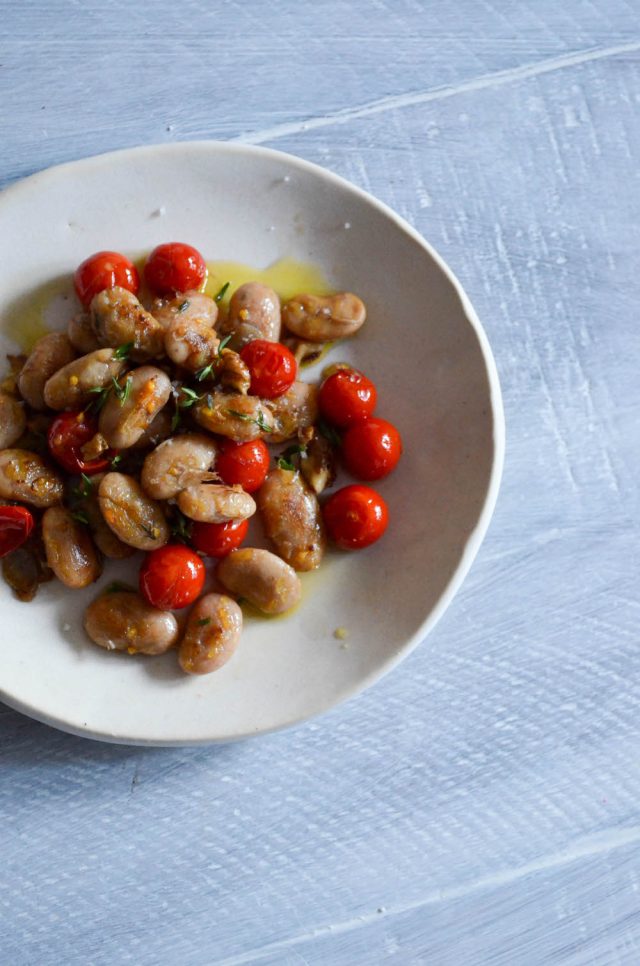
[[0, 142, 504, 744]]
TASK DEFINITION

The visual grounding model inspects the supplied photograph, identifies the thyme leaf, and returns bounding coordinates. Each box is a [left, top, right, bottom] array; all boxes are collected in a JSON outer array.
[[195, 362, 215, 383], [226, 408, 271, 433], [318, 419, 341, 447], [113, 341, 134, 360], [113, 375, 133, 405], [72, 473, 93, 500], [217, 333, 232, 355], [170, 510, 192, 544], [214, 281, 230, 303]]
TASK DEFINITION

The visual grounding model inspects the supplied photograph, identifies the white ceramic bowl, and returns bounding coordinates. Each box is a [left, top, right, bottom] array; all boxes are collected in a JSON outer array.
[[0, 142, 504, 744]]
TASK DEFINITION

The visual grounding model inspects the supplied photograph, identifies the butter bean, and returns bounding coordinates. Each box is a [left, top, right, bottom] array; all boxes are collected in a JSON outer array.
[[18, 332, 76, 410], [282, 292, 366, 342], [194, 391, 275, 442], [257, 468, 326, 571], [164, 316, 219, 371], [266, 381, 318, 443], [68, 311, 100, 353], [152, 292, 218, 331], [42, 506, 102, 588], [98, 472, 169, 550], [98, 366, 171, 450], [177, 483, 256, 524], [219, 282, 281, 349], [216, 547, 301, 615], [0, 393, 26, 449], [43, 349, 125, 411], [90, 287, 165, 360], [141, 433, 218, 500], [0, 449, 63, 507], [178, 594, 242, 675], [81, 473, 135, 560], [84, 591, 179, 655]]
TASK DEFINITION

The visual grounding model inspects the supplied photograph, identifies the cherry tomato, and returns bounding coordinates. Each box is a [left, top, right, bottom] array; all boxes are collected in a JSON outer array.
[[191, 518, 249, 558], [319, 368, 377, 427], [240, 340, 297, 399], [144, 242, 207, 295], [47, 412, 113, 475], [139, 544, 206, 610], [323, 485, 388, 550], [0, 505, 35, 558], [74, 251, 139, 308], [342, 417, 402, 481], [215, 439, 270, 493]]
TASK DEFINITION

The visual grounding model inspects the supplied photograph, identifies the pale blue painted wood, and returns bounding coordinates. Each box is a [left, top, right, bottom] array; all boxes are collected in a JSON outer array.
[[1, 1, 639, 963]]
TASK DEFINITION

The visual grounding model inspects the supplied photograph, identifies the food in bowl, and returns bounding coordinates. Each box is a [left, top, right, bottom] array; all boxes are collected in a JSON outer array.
[[0, 243, 402, 675]]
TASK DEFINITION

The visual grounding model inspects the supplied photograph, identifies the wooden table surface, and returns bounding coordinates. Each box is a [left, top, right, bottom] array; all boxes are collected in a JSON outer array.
[[1, 2, 639, 963]]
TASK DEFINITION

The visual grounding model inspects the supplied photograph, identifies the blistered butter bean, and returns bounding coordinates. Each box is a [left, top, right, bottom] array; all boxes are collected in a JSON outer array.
[[141, 433, 218, 500], [43, 349, 125, 411], [178, 593, 242, 675], [98, 472, 169, 551], [68, 312, 100, 354], [151, 292, 218, 331], [216, 547, 301, 615], [98, 366, 171, 450], [219, 282, 281, 349], [0, 393, 26, 449], [194, 391, 275, 442], [266, 381, 318, 443], [164, 316, 219, 371], [0, 449, 63, 507], [177, 483, 256, 524], [81, 473, 135, 560], [282, 292, 366, 342], [257, 468, 326, 571], [18, 333, 76, 410], [42, 506, 102, 588], [84, 591, 179, 655], [90, 287, 165, 360]]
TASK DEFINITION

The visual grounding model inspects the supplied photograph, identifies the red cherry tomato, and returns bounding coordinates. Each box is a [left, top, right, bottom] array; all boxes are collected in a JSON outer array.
[[191, 518, 249, 558], [319, 368, 377, 427], [239, 340, 297, 399], [47, 412, 113, 475], [144, 242, 207, 295], [342, 417, 402, 481], [139, 544, 206, 610], [0, 505, 35, 558], [323, 485, 388, 550], [215, 439, 270, 493], [74, 251, 139, 307]]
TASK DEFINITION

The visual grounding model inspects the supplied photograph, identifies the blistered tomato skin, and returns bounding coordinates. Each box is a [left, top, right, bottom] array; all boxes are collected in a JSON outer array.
[[240, 340, 297, 399], [323, 484, 389, 549], [74, 251, 139, 308], [47, 412, 112, 475], [215, 439, 270, 493], [342, 417, 402, 481], [144, 243, 207, 295], [0, 506, 35, 558], [191, 518, 249, 558], [139, 544, 206, 610], [319, 369, 377, 427]]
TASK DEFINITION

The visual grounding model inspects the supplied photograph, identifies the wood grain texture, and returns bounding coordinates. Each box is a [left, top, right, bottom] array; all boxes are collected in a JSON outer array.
[[1, 0, 639, 963]]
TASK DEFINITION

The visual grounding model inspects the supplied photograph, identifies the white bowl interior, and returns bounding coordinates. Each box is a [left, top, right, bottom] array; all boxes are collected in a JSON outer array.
[[0, 143, 502, 743]]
